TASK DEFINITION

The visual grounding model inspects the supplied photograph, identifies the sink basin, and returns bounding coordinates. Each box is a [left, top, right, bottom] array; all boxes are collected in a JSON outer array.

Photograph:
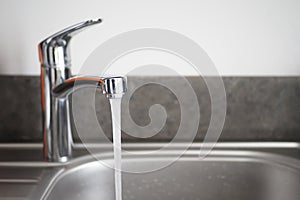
[[42, 143, 300, 200], [0, 142, 300, 200]]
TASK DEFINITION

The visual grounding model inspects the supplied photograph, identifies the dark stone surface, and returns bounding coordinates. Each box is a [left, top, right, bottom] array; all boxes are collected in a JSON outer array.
[[0, 75, 299, 142], [0, 76, 41, 141]]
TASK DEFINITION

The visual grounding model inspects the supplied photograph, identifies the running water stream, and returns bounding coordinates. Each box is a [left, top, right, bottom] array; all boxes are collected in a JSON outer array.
[[109, 98, 123, 200]]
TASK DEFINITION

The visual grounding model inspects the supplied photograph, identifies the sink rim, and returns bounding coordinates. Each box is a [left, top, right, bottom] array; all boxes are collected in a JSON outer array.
[[0, 141, 299, 166], [64, 147, 300, 172]]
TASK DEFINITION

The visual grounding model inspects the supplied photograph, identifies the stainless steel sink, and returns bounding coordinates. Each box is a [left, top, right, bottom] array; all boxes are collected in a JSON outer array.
[[1, 142, 300, 200]]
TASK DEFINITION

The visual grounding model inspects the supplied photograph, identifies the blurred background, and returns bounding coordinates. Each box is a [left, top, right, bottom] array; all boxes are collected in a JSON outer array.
[[0, 0, 299, 143], [0, 0, 299, 76]]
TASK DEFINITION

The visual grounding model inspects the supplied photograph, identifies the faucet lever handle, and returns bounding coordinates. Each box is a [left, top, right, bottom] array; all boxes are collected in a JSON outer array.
[[38, 18, 102, 68]]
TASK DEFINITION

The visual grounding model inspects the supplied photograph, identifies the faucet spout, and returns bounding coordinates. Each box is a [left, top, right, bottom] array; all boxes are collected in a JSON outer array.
[[45, 75, 126, 162], [52, 76, 127, 99]]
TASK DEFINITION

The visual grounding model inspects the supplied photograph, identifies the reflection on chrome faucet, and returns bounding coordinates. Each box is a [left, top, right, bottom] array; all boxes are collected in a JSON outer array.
[[38, 19, 127, 162]]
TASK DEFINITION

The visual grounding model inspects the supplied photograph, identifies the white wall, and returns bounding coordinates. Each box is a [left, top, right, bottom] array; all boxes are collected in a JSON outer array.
[[0, 0, 299, 76]]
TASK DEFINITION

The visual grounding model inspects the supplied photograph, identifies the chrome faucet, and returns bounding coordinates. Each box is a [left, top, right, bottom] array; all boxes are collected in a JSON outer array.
[[38, 19, 127, 162]]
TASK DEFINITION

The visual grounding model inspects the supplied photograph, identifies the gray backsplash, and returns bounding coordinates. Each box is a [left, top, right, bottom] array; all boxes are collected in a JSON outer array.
[[0, 76, 299, 143]]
